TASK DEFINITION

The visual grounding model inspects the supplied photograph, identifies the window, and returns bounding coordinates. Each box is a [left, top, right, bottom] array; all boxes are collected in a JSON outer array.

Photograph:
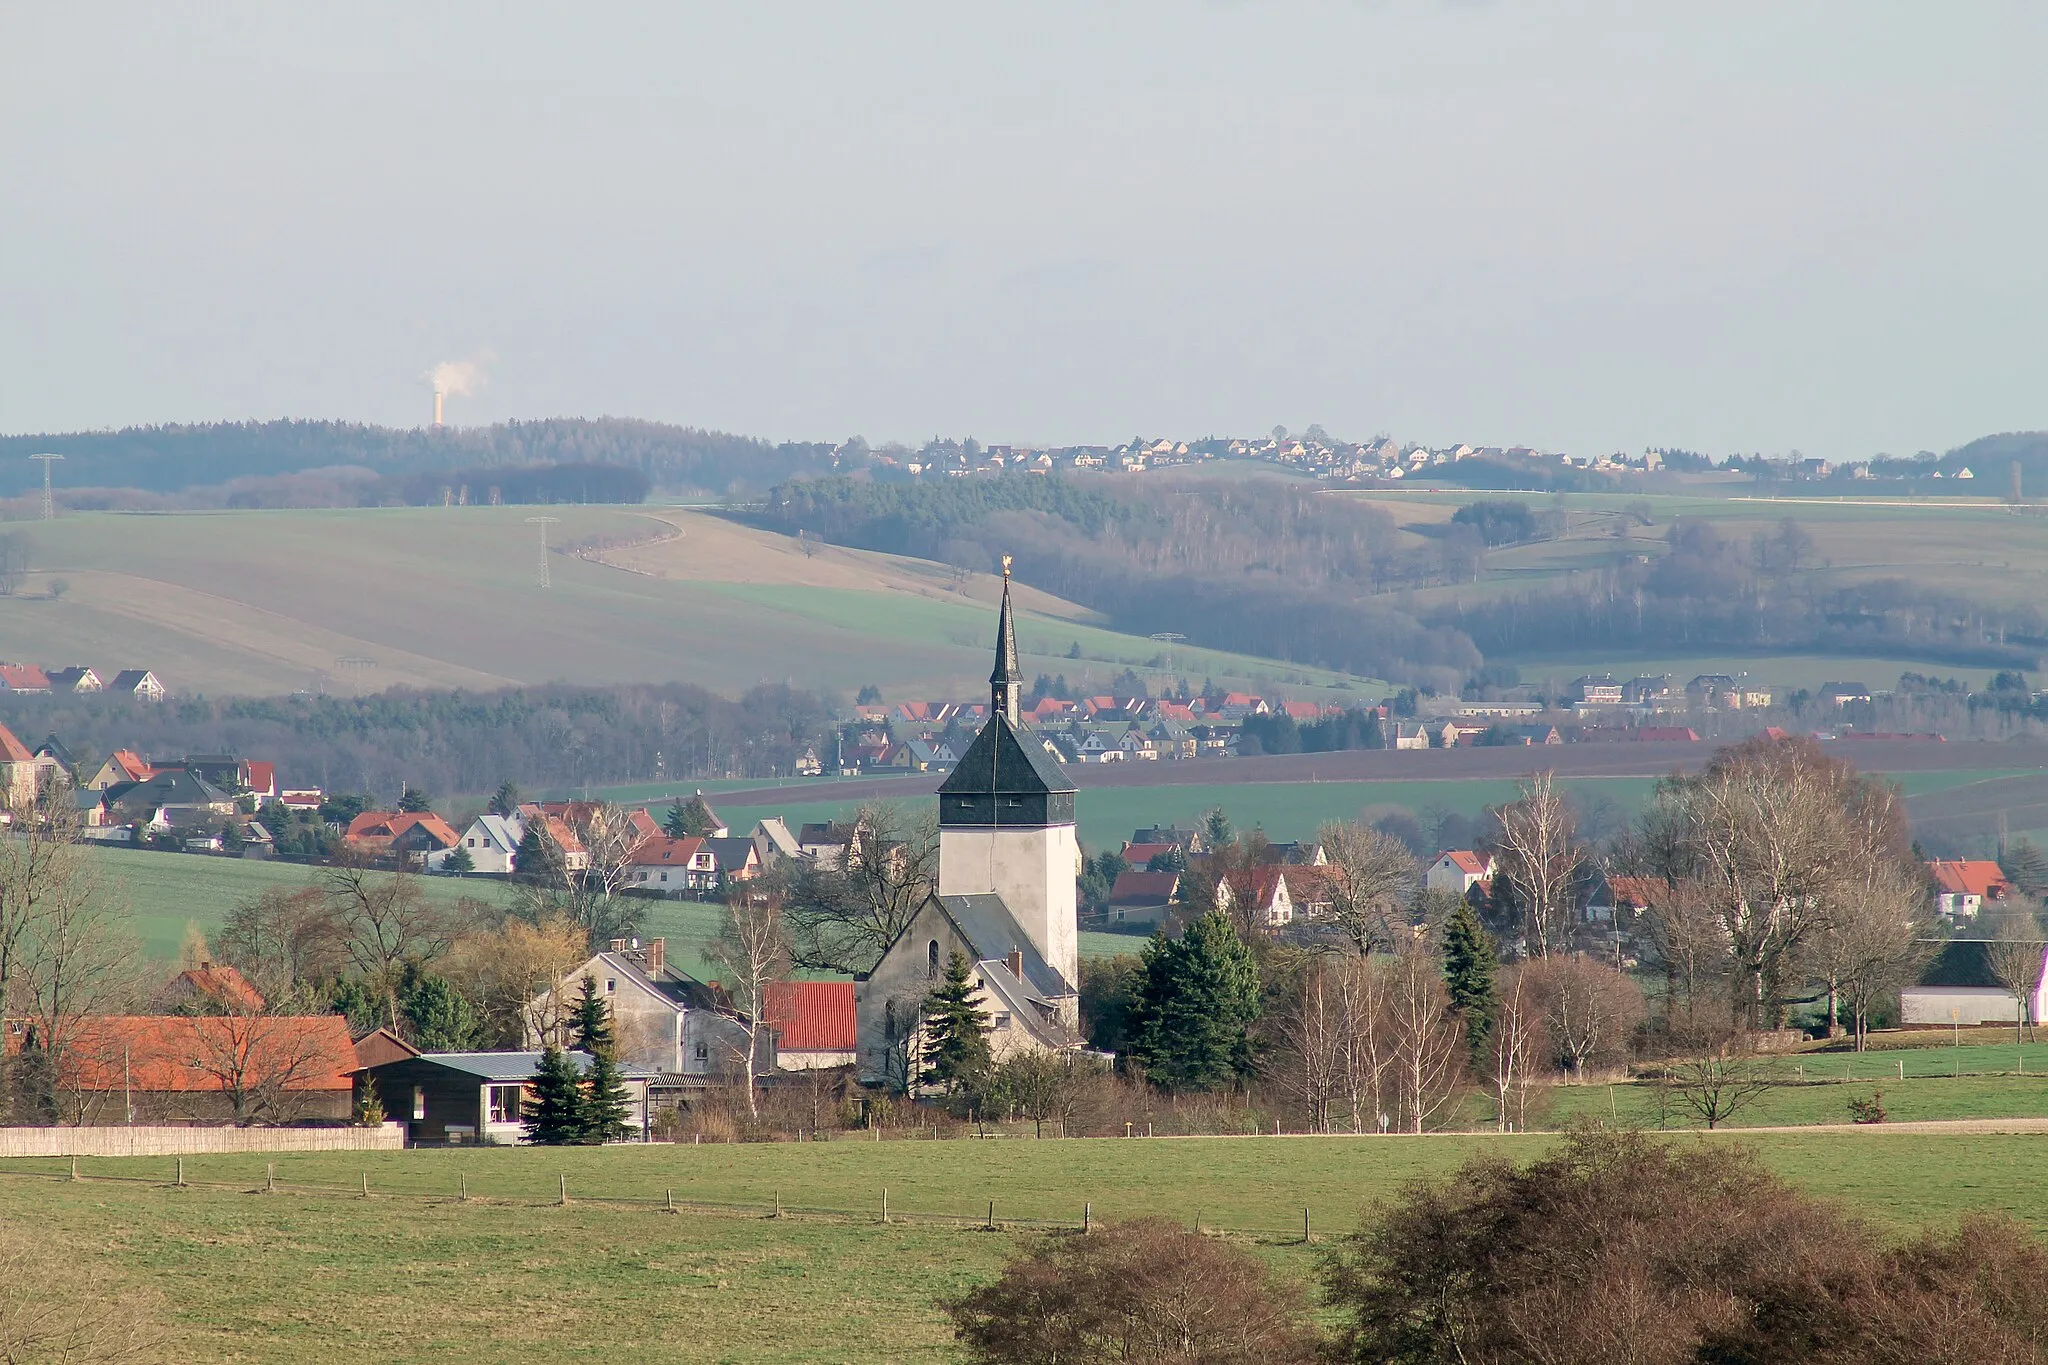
[[605, 979, 616, 994], [884, 1001, 897, 1041], [487, 1085, 522, 1124], [411, 1087, 426, 1122], [994, 1013, 1012, 1030], [927, 939, 940, 977], [694, 1043, 709, 1062]]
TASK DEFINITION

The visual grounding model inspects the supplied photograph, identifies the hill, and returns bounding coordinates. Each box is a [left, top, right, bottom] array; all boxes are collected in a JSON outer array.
[[0, 505, 1363, 701]]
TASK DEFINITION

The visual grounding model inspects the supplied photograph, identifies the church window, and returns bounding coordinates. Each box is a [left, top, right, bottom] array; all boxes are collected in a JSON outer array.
[[884, 1001, 898, 1041], [927, 939, 940, 977]]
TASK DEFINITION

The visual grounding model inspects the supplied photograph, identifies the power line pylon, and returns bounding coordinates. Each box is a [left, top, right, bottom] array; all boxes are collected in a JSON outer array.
[[334, 656, 376, 696], [525, 515, 561, 588], [29, 454, 62, 520]]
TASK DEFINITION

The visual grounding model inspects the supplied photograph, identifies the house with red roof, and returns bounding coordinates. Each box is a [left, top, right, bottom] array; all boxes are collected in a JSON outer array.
[[1216, 866, 1295, 928], [344, 811, 461, 868], [626, 836, 717, 893], [1426, 850, 1493, 897], [761, 981, 857, 1069], [1928, 860, 2012, 921], [162, 963, 267, 1014], [0, 664, 50, 694], [1106, 868, 1180, 928], [14, 1014, 357, 1125], [86, 749, 154, 791]]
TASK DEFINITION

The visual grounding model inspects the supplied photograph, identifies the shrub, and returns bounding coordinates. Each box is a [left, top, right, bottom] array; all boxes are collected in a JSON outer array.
[[948, 1218, 1317, 1365], [1848, 1090, 1888, 1124]]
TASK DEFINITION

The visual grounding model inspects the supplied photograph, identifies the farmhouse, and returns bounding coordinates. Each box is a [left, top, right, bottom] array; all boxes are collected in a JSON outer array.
[[1426, 849, 1493, 896], [523, 937, 761, 1079], [855, 564, 1082, 1088], [1927, 860, 2012, 921]]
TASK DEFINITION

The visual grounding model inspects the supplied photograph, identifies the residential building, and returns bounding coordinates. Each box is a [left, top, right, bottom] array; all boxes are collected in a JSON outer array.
[[760, 981, 858, 1070], [524, 938, 757, 1078], [452, 813, 525, 874], [1817, 681, 1874, 708], [9, 1014, 357, 1125], [625, 836, 717, 893], [0, 664, 50, 694], [1573, 675, 1625, 706], [1106, 869, 1179, 928], [1215, 866, 1295, 927], [363, 1050, 654, 1145], [108, 669, 167, 701], [1928, 860, 2012, 920], [102, 769, 237, 827], [45, 666, 101, 694], [1426, 850, 1493, 897], [1391, 722, 1430, 750]]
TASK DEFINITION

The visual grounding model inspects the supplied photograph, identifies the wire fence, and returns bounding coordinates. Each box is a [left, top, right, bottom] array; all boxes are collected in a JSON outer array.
[[0, 1158, 1327, 1243]]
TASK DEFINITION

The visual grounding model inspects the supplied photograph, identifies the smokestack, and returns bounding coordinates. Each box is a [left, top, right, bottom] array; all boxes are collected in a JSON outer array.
[[433, 389, 444, 427]]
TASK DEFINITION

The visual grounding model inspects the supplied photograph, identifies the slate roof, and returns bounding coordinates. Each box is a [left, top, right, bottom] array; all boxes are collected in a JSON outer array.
[[936, 893, 1071, 999], [937, 713, 1074, 798], [410, 1050, 659, 1082], [105, 769, 233, 810]]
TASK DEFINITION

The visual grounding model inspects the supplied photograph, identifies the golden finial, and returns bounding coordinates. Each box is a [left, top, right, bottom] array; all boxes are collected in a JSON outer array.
[[1001, 554, 1013, 579]]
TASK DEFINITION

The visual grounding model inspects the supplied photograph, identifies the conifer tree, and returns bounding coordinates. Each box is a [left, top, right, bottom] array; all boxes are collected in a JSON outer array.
[[1129, 910, 1261, 1092], [442, 844, 475, 875], [353, 1072, 386, 1126], [511, 821, 567, 888], [571, 974, 613, 1055], [522, 1045, 585, 1145], [920, 951, 992, 1094], [488, 780, 521, 818], [1442, 900, 1498, 1064], [581, 1043, 633, 1143]]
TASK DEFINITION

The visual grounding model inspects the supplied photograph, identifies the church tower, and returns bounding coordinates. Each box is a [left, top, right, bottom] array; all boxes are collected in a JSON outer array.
[[935, 559, 1080, 992]]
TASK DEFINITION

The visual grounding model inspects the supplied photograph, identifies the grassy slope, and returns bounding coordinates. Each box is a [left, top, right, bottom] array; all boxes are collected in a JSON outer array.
[[13, 1129, 2048, 1363], [0, 506, 1365, 702]]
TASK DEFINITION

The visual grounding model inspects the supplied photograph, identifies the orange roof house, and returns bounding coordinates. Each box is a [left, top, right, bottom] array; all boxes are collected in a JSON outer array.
[[345, 811, 461, 859], [15, 1014, 357, 1125], [167, 964, 267, 1014], [761, 981, 857, 1068], [1928, 860, 2012, 920]]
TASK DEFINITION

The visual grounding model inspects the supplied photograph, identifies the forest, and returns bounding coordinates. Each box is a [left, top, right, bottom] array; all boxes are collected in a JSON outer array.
[[0, 682, 836, 800]]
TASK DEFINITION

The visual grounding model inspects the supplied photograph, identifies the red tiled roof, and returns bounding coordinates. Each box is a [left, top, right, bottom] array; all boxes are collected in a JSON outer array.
[[1607, 876, 1668, 910], [245, 761, 276, 795], [345, 811, 459, 849], [0, 665, 50, 691], [1929, 860, 2009, 899], [628, 836, 707, 866], [1437, 850, 1491, 875], [1281, 701, 1324, 721], [1223, 866, 1288, 905], [1120, 842, 1176, 866], [21, 1015, 357, 1094], [762, 981, 857, 1053], [0, 721, 31, 764], [105, 750, 153, 781], [175, 965, 266, 1013], [1110, 869, 1179, 904], [1635, 727, 1701, 742]]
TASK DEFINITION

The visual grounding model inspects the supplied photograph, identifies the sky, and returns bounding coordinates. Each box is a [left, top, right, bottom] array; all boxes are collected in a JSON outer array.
[[2, 2, 2044, 459]]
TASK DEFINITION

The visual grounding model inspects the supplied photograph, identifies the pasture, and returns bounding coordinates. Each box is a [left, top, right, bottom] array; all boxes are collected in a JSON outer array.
[[0, 505, 1361, 702], [10, 1128, 2048, 1362]]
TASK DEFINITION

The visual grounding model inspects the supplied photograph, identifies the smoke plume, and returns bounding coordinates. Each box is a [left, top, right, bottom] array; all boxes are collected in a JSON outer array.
[[426, 355, 491, 397]]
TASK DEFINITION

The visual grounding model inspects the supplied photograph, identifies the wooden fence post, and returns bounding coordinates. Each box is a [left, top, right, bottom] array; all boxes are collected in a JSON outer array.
[[881, 1188, 889, 1224], [1083, 1202, 1091, 1233], [266, 1162, 275, 1193], [559, 1174, 568, 1206]]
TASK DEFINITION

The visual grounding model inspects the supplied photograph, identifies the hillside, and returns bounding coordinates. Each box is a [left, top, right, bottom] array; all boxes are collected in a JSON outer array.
[[0, 506, 1362, 701]]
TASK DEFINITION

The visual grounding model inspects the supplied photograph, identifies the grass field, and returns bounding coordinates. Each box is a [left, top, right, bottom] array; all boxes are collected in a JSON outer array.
[[0, 505, 1366, 702], [10, 1128, 2048, 1362]]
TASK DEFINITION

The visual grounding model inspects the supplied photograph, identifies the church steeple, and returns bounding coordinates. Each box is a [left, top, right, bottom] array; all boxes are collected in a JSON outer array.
[[990, 555, 1021, 726]]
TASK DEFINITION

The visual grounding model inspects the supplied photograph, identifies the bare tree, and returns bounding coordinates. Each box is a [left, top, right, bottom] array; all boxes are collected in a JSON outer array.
[[986, 1050, 1100, 1138], [1488, 963, 1548, 1132], [1524, 955, 1645, 1082], [1334, 952, 1395, 1134], [320, 861, 462, 1029], [1638, 877, 1733, 1037], [708, 888, 789, 1118], [212, 885, 341, 1002], [445, 912, 589, 1048], [1986, 921, 2047, 1046], [780, 804, 939, 975], [1383, 936, 1464, 1133], [11, 843, 145, 1120], [1663, 1044, 1781, 1129], [1492, 771, 1584, 956], [177, 1011, 355, 1125], [0, 783, 95, 1025], [1312, 819, 1418, 956], [1808, 868, 1933, 1048], [1274, 954, 1345, 1133]]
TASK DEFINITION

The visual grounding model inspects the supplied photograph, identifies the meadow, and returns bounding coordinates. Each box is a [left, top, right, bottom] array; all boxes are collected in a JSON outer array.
[[10, 1128, 2048, 1363], [0, 505, 1363, 702]]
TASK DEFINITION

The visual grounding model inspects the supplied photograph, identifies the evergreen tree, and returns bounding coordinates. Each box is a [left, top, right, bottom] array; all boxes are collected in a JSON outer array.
[[397, 786, 432, 813], [580, 1044, 633, 1144], [488, 780, 521, 818], [663, 794, 719, 839], [920, 951, 992, 1094], [522, 1045, 585, 1145], [571, 974, 613, 1055], [1442, 900, 1498, 1064], [512, 822, 567, 887], [353, 1072, 386, 1126], [442, 844, 475, 875], [1202, 807, 1234, 850], [2002, 839, 2048, 898], [1129, 911, 1261, 1092], [399, 968, 485, 1051]]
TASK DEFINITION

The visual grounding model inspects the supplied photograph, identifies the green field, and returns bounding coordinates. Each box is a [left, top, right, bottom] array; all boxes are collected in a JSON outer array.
[[0, 505, 1368, 703], [11, 1129, 2048, 1362]]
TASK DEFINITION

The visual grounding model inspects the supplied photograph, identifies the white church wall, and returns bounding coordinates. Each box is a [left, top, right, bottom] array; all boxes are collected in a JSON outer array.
[[937, 823, 1080, 991]]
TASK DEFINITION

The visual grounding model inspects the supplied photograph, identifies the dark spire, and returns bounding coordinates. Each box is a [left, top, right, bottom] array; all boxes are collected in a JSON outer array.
[[991, 555, 1021, 725]]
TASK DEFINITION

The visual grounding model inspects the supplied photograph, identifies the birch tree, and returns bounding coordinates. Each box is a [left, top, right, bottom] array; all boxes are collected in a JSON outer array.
[[1492, 772, 1584, 957]]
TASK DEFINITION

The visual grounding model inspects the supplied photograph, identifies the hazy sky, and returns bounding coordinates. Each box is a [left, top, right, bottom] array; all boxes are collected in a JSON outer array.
[[3, 3, 2044, 458]]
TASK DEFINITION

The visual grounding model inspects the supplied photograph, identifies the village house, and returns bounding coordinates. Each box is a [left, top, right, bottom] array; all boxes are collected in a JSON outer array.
[[45, 666, 101, 694], [760, 981, 858, 1070], [363, 1049, 655, 1145], [1106, 869, 1179, 928], [524, 937, 760, 1079], [1215, 866, 1295, 928], [1927, 859, 2012, 920], [451, 812, 525, 874], [1426, 850, 1493, 897], [108, 669, 167, 701], [625, 836, 718, 894]]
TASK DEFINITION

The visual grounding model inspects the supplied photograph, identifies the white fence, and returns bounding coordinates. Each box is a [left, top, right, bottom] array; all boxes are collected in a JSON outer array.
[[0, 1123, 404, 1158]]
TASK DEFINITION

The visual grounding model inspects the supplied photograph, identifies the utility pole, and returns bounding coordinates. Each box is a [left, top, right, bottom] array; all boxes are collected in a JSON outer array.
[[335, 656, 376, 696], [29, 453, 62, 520], [525, 515, 560, 589]]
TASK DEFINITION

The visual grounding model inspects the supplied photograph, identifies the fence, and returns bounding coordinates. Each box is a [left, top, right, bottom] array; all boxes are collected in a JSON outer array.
[[0, 1123, 404, 1159]]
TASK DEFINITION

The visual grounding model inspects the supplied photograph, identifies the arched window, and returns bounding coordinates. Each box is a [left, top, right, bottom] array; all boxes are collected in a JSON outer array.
[[884, 1000, 897, 1041], [927, 939, 941, 977]]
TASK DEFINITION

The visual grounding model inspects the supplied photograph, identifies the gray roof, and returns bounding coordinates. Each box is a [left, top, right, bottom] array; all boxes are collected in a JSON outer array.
[[104, 769, 233, 811], [973, 958, 1070, 1051], [414, 1050, 659, 1081], [937, 714, 1074, 799], [936, 893, 1071, 999]]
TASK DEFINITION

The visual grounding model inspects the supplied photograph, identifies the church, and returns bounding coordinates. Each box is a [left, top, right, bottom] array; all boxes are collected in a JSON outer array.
[[853, 562, 1082, 1089]]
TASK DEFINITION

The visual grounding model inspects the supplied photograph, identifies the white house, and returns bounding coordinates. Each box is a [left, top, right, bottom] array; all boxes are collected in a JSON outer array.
[[1426, 850, 1492, 897], [451, 813, 525, 874]]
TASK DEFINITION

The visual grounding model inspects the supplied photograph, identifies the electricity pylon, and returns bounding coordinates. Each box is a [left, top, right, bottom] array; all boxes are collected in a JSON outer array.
[[29, 454, 62, 520], [525, 515, 560, 588]]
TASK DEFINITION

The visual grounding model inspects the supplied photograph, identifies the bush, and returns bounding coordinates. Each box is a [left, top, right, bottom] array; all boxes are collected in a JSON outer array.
[[1321, 1124, 2048, 1364], [948, 1219, 1317, 1364], [1848, 1090, 1887, 1124]]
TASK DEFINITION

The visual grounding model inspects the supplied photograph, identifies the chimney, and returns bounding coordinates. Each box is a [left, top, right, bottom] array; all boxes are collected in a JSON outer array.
[[1006, 949, 1023, 979], [608, 938, 627, 953], [646, 937, 665, 976], [433, 389, 445, 427]]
